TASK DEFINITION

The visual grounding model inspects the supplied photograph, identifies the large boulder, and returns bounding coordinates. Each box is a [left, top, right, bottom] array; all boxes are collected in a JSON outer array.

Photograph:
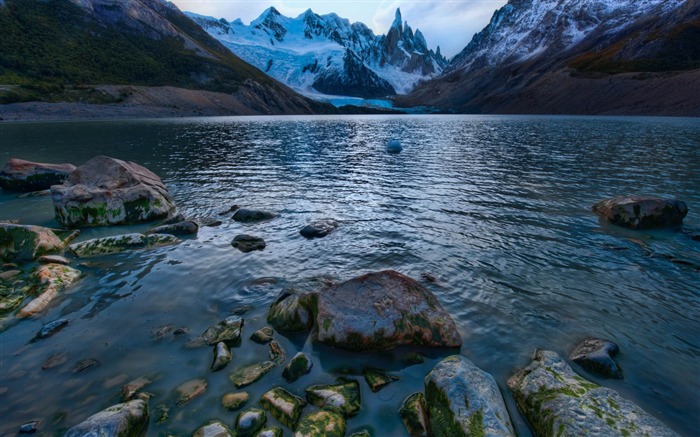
[[315, 270, 461, 351], [592, 195, 688, 229], [65, 399, 149, 437], [508, 350, 678, 437], [0, 224, 65, 262], [0, 158, 75, 192], [425, 355, 515, 437], [51, 156, 176, 227]]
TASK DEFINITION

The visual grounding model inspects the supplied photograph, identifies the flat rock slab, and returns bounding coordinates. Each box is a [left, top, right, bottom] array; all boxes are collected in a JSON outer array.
[[425, 355, 515, 437], [316, 270, 461, 351], [570, 337, 623, 379], [230, 361, 276, 388], [69, 233, 179, 257], [592, 195, 688, 229], [65, 399, 149, 437], [51, 155, 176, 227], [0, 224, 65, 262], [176, 378, 207, 405], [508, 350, 679, 437], [0, 158, 75, 192]]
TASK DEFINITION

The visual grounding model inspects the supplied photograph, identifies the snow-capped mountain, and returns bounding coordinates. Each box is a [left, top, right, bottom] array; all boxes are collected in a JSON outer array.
[[187, 7, 447, 99], [403, 0, 698, 115]]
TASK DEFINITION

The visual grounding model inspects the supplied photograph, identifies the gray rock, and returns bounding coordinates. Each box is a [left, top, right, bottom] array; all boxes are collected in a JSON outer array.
[[51, 155, 176, 227], [316, 270, 461, 351], [300, 219, 338, 239], [400, 393, 430, 437], [508, 350, 679, 437], [0, 224, 65, 262], [570, 337, 623, 379], [230, 361, 276, 388], [282, 352, 313, 382], [267, 289, 314, 332], [294, 410, 346, 437], [305, 379, 361, 417], [190, 315, 244, 347], [363, 369, 398, 392], [260, 387, 307, 428], [232, 209, 276, 223], [69, 233, 179, 257], [211, 342, 232, 371], [65, 399, 149, 437], [232, 235, 266, 253], [250, 326, 274, 344], [425, 355, 515, 437], [31, 318, 69, 342], [0, 158, 75, 192], [592, 195, 688, 229], [149, 220, 198, 236], [235, 408, 267, 436], [193, 420, 233, 437]]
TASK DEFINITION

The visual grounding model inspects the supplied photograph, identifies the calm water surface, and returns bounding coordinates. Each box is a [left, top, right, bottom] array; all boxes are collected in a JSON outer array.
[[0, 115, 699, 436]]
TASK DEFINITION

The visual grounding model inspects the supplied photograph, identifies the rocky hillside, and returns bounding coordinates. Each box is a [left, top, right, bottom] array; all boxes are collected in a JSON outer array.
[[402, 0, 700, 116], [188, 8, 447, 99], [0, 0, 330, 115]]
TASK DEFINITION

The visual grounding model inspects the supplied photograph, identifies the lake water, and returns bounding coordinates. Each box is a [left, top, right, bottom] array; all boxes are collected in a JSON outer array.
[[0, 115, 698, 436]]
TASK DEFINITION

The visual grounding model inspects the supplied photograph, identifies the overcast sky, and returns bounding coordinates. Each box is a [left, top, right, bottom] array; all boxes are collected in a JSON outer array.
[[172, 0, 508, 58]]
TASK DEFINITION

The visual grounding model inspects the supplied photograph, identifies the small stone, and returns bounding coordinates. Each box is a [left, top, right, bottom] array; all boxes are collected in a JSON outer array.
[[173, 327, 189, 336], [282, 352, 313, 383], [154, 404, 169, 424], [349, 431, 371, 437], [267, 289, 314, 333], [404, 353, 425, 365], [420, 272, 436, 283], [121, 376, 152, 401], [188, 315, 244, 347], [31, 318, 69, 342], [154, 325, 174, 339], [230, 361, 276, 388], [42, 353, 68, 370], [268, 341, 286, 366], [232, 235, 266, 253], [256, 427, 283, 437], [222, 392, 250, 411], [19, 421, 39, 434], [198, 217, 223, 227], [294, 410, 346, 437], [37, 255, 70, 265], [399, 393, 430, 437], [260, 387, 307, 428], [176, 378, 207, 405], [232, 209, 275, 223], [305, 379, 361, 417], [250, 326, 274, 344], [570, 337, 623, 379], [219, 204, 239, 216], [363, 369, 398, 392], [235, 408, 267, 436], [73, 358, 99, 373], [211, 342, 232, 371], [193, 420, 233, 437], [300, 219, 338, 239], [149, 220, 199, 236], [0, 270, 21, 280]]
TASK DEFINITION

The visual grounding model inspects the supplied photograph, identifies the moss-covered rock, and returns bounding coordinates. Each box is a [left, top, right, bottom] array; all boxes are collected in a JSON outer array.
[[294, 410, 346, 437], [570, 337, 623, 379], [188, 316, 244, 347], [121, 376, 152, 401], [363, 369, 399, 392], [193, 420, 234, 437], [175, 378, 207, 405], [0, 270, 33, 314], [255, 427, 283, 437], [69, 233, 179, 257], [230, 361, 276, 388], [305, 379, 361, 417], [0, 158, 75, 192], [508, 350, 679, 437], [425, 355, 515, 437], [251, 326, 274, 344], [211, 342, 232, 371], [64, 398, 149, 437], [267, 289, 314, 333], [592, 195, 688, 229], [235, 408, 267, 437], [0, 223, 65, 262], [283, 352, 313, 382], [316, 270, 461, 351], [269, 340, 286, 366], [260, 387, 307, 428], [51, 156, 176, 227], [16, 264, 81, 318], [222, 392, 249, 411], [400, 393, 430, 437]]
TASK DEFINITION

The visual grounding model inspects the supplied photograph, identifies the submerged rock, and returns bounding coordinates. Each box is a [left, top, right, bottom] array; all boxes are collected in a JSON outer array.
[[31, 318, 69, 342], [73, 358, 100, 373], [305, 379, 361, 417], [387, 139, 402, 154], [18, 421, 39, 434], [508, 350, 678, 437], [282, 352, 313, 382], [230, 361, 276, 388], [268, 340, 286, 366], [570, 337, 623, 379], [250, 326, 274, 344], [294, 410, 346, 437], [175, 378, 207, 405], [232, 209, 276, 223], [222, 392, 250, 411], [363, 369, 398, 392], [300, 219, 339, 239], [235, 408, 267, 436], [260, 387, 307, 428], [121, 376, 152, 401], [0, 158, 76, 192], [149, 220, 199, 236], [0, 224, 65, 262], [41, 352, 68, 370], [316, 270, 461, 351], [193, 420, 233, 437], [65, 398, 149, 437], [189, 316, 244, 347], [267, 289, 314, 333], [51, 155, 176, 227], [17, 264, 81, 318], [211, 342, 232, 371], [400, 392, 430, 437], [232, 235, 266, 253], [425, 355, 515, 437], [69, 233, 179, 257], [592, 195, 688, 229]]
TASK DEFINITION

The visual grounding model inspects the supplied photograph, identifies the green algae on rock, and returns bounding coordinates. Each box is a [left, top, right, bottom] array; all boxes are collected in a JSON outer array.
[[294, 410, 346, 437], [425, 355, 515, 437], [508, 350, 679, 437], [230, 361, 276, 388], [267, 289, 314, 333], [251, 326, 274, 344], [0, 223, 65, 262], [283, 352, 313, 383], [235, 408, 267, 436], [17, 264, 82, 318], [363, 369, 399, 392], [69, 233, 179, 257], [305, 379, 361, 417], [0, 158, 76, 192], [193, 420, 233, 437], [189, 315, 244, 347], [222, 392, 250, 411], [260, 387, 307, 428], [64, 398, 149, 437], [269, 340, 286, 366], [231, 234, 266, 253], [399, 392, 430, 437], [256, 427, 283, 437]]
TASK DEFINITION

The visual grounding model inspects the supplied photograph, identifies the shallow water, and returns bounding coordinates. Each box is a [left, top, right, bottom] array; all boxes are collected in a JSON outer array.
[[0, 115, 699, 436]]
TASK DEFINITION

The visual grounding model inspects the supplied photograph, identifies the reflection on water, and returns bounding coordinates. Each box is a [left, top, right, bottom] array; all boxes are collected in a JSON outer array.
[[0, 115, 699, 436]]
